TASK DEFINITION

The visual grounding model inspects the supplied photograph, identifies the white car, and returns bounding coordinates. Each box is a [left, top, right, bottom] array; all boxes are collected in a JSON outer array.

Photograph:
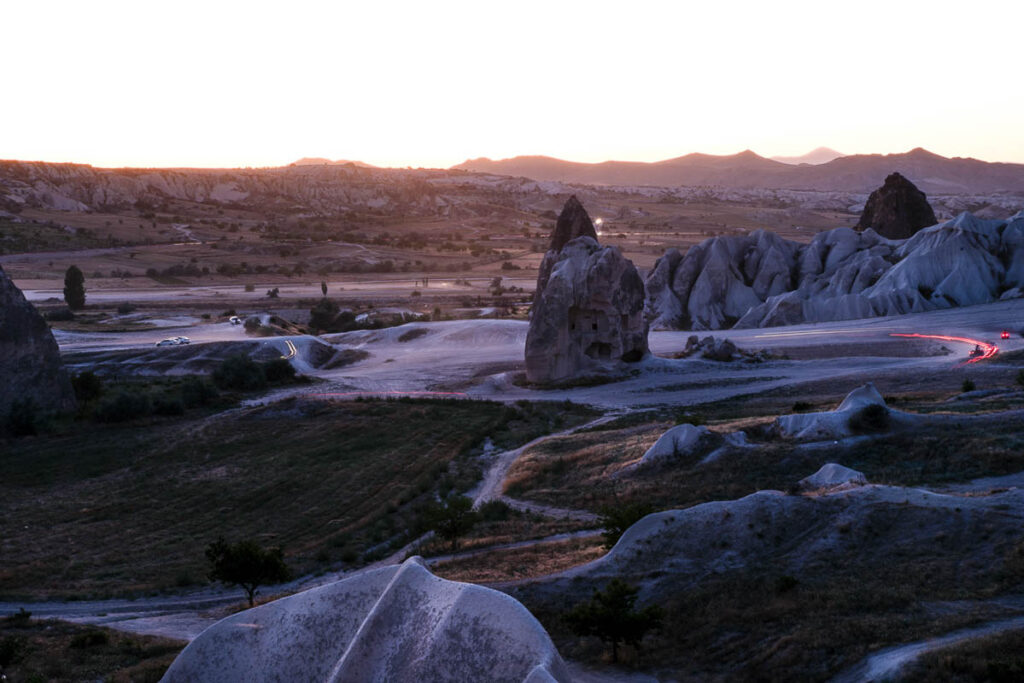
[[156, 338, 177, 347], [174, 336, 191, 345], [229, 316, 242, 325]]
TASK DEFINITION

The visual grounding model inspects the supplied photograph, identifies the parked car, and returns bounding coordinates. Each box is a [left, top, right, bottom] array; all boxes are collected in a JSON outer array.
[[229, 316, 242, 325], [174, 336, 191, 345], [156, 338, 177, 347]]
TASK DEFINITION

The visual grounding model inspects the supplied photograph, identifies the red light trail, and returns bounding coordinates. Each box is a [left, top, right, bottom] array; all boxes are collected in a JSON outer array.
[[310, 390, 469, 399], [889, 333, 999, 364]]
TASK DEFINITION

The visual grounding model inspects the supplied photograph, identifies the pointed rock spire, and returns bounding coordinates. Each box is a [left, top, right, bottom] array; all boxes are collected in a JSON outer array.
[[548, 195, 598, 252], [856, 172, 937, 239]]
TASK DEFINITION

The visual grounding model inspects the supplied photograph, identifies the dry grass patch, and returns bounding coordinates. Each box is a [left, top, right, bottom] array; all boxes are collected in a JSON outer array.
[[0, 614, 183, 682], [432, 535, 606, 583]]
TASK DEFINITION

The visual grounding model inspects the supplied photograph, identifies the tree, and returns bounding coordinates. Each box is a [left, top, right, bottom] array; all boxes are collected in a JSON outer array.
[[206, 538, 291, 607], [309, 297, 340, 332], [597, 501, 655, 550], [426, 495, 479, 551], [565, 579, 664, 663], [321, 281, 328, 296], [63, 265, 86, 310]]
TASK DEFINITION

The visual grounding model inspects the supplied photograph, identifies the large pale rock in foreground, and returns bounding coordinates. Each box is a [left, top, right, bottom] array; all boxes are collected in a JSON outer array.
[[855, 172, 937, 239], [526, 198, 648, 384], [0, 265, 75, 418], [646, 210, 1024, 330], [162, 557, 569, 682]]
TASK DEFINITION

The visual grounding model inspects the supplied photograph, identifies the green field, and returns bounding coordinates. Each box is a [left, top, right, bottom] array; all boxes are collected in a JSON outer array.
[[0, 397, 596, 599]]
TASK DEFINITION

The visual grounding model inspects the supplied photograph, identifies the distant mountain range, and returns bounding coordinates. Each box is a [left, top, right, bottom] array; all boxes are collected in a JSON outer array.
[[769, 147, 845, 165], [453, 148, 1024, 194], [291, 157, 377, 168]]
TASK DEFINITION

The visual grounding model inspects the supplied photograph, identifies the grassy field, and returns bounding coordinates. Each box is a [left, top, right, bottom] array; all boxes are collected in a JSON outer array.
[[0, 613, 182, 682], [504, 408, 1024, 514], [525, 558, 1021, 681], [432, 535, 606, 583], [905, 629, 1024, 681], [0, 397, 597, 599]]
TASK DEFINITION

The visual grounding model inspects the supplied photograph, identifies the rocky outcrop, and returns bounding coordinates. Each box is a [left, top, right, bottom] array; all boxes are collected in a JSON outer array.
[[526, 198, 648, 384], [0, 265, 75, 418], [162, 557, 569, 682], [798, 463, 867, 491], [646, 211, 1024, 330], [534, 195, 599, 297], [855, 172, 937, 239]]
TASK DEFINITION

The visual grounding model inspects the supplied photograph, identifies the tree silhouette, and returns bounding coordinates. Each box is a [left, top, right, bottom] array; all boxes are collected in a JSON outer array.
[[565, 579, 664, 663], [63, 265, 86, 310], [206, 538, 291, 607], [321, 281, 328, 296], [426, 495, 479, 551]]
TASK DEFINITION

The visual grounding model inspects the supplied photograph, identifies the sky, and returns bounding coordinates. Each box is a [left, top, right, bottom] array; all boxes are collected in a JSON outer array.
[[4, 0, 1023, 168]]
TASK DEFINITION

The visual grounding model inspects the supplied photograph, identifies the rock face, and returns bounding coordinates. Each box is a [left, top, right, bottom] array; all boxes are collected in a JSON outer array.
[[526, 199, 648, 384], [639, 423, 713, 467], [534, 195, 599, 297], [162, 557, 570, 682], [0, 265, 75, 418], [855, 172, 937, 239], [646, 210, 1024, 330], [769, 383, 919, 442]]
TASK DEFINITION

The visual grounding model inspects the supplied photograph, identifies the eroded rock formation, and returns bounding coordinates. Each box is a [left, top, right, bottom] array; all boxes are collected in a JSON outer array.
[[526, 198, 647, 384], [162, 557, 570, 682], [646, 210, 1024, 330], [855, 172, 937, 239], [0, 265, 75, 418]]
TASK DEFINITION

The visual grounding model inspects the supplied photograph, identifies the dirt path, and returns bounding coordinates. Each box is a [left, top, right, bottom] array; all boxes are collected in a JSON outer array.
[[831, 614, 1024, 682]]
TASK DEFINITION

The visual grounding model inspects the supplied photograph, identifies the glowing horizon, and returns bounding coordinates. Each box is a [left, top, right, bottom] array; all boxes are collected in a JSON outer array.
[[5, 1, 1023, 170]]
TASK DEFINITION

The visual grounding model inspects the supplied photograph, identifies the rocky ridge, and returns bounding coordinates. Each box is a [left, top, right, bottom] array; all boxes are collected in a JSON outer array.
[[646, 210, 1024, 329]]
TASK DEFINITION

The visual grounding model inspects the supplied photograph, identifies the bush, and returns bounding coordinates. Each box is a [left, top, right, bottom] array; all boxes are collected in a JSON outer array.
[[152, 393, 185, 416], [598, 502, 656, 549], [69, 630, 109, 648], [94, 391, 152, 423], [962, 379, 976, 392], [244, 284, 255, 292], [309, 297, 340, 332], [71, 371, 103, 402], [6, 398, 38, 436], [45, 306, 75, 321], [213, 354, 267, 391], [848, 403, 890, 433], [181, 376, 219, 407], [425, 495, 479, 551], [1017, 370, 1024, 388], [0, 635, 26, 667], [116, 302, 136, 315], [477, 499, 513, 522], [263, 358, 297, 384], [792, 401, 812, 412]]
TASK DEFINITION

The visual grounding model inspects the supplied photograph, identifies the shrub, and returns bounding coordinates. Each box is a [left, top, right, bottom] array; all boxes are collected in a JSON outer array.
[[598, 502, 656, 549], [477, 499, 513, 522], [263, 358, 297, 383], [425, 495, 479, 551], [7, 398, 40, 436], [1016, 370, 1024, 388], [116, 302, 136, 315], [244, 284, 255, 292], [792, 401, 812, 412], [213, 354, 267, 391], [181, 376, 219, 407], [152, 393, 185, 416], [94, 391, 152, 423], [71, 371, 103, 402], [69, 630, 109, 648], [848, 403, 890, 433], [45, 306, 75, 321], [962, 379, 976, 392], [309, 297, 340, 332], [0, 635, 26, 667]]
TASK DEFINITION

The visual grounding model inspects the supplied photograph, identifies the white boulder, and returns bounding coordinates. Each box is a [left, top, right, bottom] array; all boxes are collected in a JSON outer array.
[[161, 557, 569, 682], [640, 423, 712, 467], [773, 383, 887, 441], [798, 463, 868, 491]]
